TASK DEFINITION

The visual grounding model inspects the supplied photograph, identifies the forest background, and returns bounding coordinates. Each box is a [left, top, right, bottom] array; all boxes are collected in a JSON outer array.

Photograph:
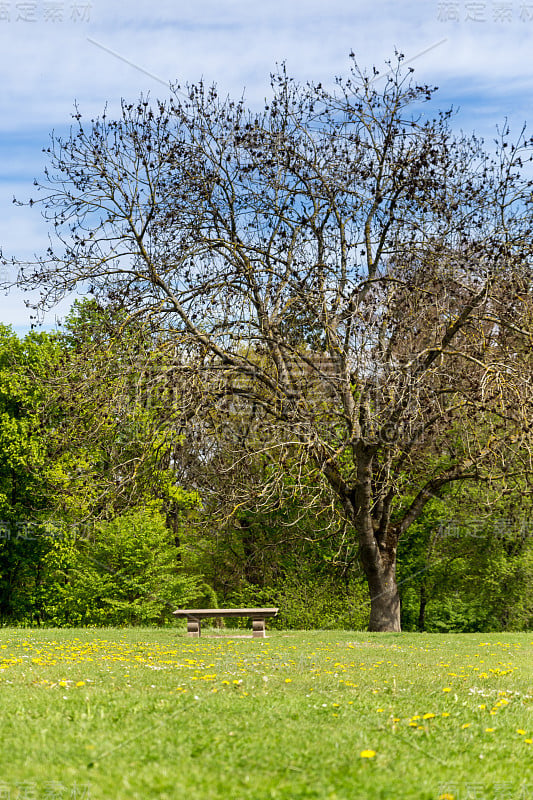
[[0, 298, 531, 633]]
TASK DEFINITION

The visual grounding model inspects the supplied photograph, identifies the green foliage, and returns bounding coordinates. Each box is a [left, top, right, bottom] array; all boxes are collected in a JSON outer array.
[[0, 326, 62, 619], [0, 325, 58, 517], [422, 532, 533, 633], [398, 487, 533, 633], [225, 573, 368, 631], [190, 582, 219, 608], [0, 311, 208, 627], [273, 573, 368, 630], [36, 508, 203, 626], [0, 307, 530, 633]]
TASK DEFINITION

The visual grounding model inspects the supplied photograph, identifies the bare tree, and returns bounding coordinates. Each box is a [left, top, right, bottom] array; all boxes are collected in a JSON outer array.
[[11, 54, 533, 630]]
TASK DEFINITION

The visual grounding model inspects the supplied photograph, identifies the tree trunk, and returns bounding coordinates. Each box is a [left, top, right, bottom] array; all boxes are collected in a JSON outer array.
[[366, 566, 401, 631], [418, 583, 427, 631], [239, 517, 263, 586], [165, 505, 182, 563], [353, 444, 401, 632], [359, 539, 401, 632]]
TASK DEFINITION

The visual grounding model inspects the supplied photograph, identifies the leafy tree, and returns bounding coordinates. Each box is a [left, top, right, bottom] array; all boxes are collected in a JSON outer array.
[[0, 326, 61, 620], [41, 300, 201, 525], [10, 55, 533, 630]]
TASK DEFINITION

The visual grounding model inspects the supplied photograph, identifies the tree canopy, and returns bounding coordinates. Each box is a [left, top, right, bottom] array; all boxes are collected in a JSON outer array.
[[8, 54, 533, 630]]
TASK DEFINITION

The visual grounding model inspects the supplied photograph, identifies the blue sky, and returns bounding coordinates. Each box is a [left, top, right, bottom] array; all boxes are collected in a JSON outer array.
[[1, 0, 533, 334]]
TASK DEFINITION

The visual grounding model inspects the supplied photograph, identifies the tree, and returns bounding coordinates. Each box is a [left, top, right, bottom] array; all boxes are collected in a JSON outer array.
[[0, 325, 62, 619], [10, 55, 533, 630], [48, 299, 201, 525], [0, 309, 205, 625]]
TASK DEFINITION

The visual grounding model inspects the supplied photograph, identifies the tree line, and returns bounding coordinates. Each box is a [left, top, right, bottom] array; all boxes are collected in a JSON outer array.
[[0, 299, 530, 631]]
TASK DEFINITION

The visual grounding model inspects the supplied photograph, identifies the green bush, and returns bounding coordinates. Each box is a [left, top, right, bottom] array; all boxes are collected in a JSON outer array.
[[36, 508, 203, 626], [225, 573, 368, 631]]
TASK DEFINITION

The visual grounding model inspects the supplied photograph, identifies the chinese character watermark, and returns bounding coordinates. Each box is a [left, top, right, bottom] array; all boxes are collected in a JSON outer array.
[[437, 783, 532, 799], [0, 783, 91, 799], [0, 1, 91, 21], [437, 1, 533, 20], [437, 516, 532, 540], [0, 519, 89, 543]]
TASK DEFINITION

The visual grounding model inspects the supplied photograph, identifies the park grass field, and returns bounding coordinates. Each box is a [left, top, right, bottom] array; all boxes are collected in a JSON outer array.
[[0, 627, 531, 800]]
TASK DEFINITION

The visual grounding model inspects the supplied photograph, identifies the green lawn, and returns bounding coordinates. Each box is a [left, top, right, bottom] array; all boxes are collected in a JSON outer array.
[[0, 627, 531, 799]]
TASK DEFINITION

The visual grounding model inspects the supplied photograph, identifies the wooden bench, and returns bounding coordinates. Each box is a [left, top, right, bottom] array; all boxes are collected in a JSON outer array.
[[172, 608, 279, 638]]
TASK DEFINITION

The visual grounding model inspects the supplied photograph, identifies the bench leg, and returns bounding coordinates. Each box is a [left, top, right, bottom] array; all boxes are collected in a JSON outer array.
[[252, 618, 266, 638], [187, 618, 201, 637]]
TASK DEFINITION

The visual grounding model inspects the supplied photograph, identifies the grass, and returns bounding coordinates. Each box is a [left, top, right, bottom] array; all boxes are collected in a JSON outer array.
[[0, 627, 531, 800]]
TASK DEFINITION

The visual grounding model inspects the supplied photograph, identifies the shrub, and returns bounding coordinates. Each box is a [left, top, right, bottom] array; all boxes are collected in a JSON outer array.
[[225, 573, 368, 631], [37, 508, 203, 626]]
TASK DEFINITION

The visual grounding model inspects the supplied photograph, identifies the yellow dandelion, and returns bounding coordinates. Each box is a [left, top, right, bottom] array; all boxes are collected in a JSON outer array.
[[359, 749, 376, 758]]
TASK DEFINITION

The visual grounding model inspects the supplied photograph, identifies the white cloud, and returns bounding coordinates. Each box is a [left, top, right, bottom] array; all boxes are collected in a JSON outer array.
[[2, 0, 533, 331]]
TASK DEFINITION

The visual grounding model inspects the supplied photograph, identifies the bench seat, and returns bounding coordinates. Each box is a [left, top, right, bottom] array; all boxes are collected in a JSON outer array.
[[173, 608, 279, 638]]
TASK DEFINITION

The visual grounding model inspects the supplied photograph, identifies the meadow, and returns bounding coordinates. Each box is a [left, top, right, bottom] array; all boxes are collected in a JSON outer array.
[[0, 627, 531, 800]]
